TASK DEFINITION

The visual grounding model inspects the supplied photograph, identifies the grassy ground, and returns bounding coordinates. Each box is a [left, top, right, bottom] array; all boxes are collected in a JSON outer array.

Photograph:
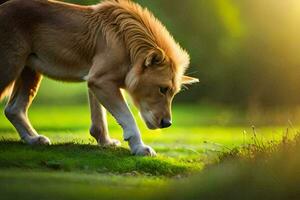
[[163, 134, 300, 200], [0, 104, 296, 199]]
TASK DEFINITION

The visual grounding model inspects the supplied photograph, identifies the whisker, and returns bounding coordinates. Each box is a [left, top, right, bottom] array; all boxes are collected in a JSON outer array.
[[182, 85, 189, 90], [185, 71, 198, 76]]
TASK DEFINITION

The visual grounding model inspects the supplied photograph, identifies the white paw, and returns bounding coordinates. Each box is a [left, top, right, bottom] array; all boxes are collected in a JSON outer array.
[[28, 135, 51, 145], [100, 138, 121, 147], [131, 144, 157, 157]]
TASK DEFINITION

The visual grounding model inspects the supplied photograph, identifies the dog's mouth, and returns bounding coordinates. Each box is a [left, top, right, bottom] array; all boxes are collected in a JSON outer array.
[[140, 111, 160, 130], [145, 121, 158, 130]]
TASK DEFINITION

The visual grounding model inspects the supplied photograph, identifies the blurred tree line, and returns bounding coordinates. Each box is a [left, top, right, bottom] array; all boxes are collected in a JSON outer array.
[[37, 0, 300, 108]]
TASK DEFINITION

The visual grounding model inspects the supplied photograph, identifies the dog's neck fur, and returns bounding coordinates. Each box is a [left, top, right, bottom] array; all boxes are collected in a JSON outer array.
[[89, 0, 189, 71], [89, 1, 155, 65]]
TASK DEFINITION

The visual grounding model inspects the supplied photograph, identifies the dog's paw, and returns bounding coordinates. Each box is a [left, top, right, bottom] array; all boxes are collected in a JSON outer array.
[[131, 144, 157, 157], [28, 135, 51, 145], [100, 138, 121, 147]]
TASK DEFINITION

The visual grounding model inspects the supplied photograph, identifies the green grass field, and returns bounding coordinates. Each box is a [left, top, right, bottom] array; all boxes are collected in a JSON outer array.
[[0, 104, 297, 199]]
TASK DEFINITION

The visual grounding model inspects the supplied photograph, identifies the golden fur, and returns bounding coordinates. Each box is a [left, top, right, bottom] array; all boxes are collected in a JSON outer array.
[[95, 0, 190, 68], [93, 0, 191, 91], [0, 0, 198, 156]]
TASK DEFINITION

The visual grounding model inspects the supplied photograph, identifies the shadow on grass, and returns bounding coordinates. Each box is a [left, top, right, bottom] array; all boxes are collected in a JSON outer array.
[[0, 127, 88, 132], [0, 140, 193, 177]]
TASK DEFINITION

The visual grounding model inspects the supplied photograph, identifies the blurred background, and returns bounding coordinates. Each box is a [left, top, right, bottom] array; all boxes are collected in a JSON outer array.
[[28, 0, 300, 122]]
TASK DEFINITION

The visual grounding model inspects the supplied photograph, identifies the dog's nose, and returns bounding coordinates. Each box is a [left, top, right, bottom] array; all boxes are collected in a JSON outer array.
[[161, 118, 172, 128]]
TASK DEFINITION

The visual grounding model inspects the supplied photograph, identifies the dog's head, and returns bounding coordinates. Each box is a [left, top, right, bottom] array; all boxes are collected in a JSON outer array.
[[126, 48, 198, 129]]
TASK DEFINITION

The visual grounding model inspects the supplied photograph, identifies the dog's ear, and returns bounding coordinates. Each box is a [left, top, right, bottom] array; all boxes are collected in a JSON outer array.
[[182, 75, 199, 85], [144, 48, 166, 67]]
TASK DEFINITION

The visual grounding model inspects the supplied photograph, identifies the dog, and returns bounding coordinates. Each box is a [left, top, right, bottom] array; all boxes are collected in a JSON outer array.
[[0, 0, 198, 156]]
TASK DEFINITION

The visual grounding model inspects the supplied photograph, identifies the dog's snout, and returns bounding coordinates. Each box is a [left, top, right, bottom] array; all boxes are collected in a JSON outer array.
[[160, 118, 172, 128]]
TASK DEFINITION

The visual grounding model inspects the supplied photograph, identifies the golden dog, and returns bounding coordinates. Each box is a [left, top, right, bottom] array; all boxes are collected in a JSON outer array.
[[0, 0, 198, 156]]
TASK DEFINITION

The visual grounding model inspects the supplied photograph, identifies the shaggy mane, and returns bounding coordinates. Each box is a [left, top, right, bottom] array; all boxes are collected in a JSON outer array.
[[92, 0, 190, 73]]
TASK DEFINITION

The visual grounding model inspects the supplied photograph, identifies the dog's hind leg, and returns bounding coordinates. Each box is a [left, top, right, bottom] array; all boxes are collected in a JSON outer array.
[[88, 90, 121, 146], [4, 67, 51, 145], [0, 59, 23, 101], [0, 36, 30, 100]]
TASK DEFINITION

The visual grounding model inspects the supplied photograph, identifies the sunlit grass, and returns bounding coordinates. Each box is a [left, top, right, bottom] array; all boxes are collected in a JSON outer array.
[[0, 105, 294, 160], [0, 104, 297, 199]]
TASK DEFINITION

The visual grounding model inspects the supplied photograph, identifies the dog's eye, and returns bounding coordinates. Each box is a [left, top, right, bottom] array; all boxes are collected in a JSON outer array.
[[159, 87, 169, 95]]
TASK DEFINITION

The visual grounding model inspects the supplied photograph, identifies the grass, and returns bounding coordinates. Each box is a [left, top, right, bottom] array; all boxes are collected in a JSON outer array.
[[162, 133, 300, 200], [0, 169, 165, 200], [0, 103, 298, 199], [0, 141, 198, 176]]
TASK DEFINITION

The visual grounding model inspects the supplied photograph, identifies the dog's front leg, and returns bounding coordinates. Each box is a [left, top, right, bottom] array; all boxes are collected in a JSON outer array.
[[88, 90, 121, 147], [88, 78, 156, 156]]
